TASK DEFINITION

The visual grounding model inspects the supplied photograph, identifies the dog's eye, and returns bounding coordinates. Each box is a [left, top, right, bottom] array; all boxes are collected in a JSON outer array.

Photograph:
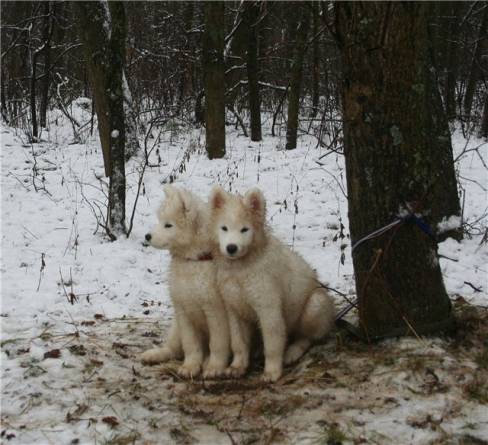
[[164, 223, 173, 228], [221, 226, 228, 232], [241, 227, 249, 233]]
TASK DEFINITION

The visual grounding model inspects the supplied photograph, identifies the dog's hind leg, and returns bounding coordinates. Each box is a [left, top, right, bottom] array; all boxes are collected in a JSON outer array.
[[284, 288, 335, 365], [140, 322, 182, 364]]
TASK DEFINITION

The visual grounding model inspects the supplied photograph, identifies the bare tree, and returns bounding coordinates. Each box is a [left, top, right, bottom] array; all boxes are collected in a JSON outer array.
[[76, 1, 127, 237], [203, 1, 226, 159], [244, 1, 262, 142], [285, 3, 310, 150], [464, 5, 488, 119]]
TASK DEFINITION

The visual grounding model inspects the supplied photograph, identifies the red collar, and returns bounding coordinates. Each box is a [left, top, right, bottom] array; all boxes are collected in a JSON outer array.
[[186, 252, 213, 261]]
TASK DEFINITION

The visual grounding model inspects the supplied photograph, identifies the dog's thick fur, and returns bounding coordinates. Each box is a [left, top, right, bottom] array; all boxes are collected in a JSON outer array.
[[210, 186, 335, 382], [141, 186, 230, 378]]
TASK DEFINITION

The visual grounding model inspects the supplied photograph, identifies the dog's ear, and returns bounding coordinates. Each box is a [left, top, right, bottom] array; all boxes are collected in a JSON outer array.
[[178, 189, 193, 216], [163, 184, 177, 198], [244, 188, 266, 220], [210, 186, 227, 210]]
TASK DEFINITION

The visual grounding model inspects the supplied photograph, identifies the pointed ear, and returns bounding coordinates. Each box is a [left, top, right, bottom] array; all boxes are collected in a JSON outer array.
[[163, 184, 177, 198], [209, 186, 227, 211], [178, 189, 193, 215], [244, 188, 266, 219]]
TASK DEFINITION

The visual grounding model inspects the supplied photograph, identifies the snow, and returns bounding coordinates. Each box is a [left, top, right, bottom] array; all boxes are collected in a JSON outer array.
[[1, 111, 487, 444], [438, 215, 462, 234]]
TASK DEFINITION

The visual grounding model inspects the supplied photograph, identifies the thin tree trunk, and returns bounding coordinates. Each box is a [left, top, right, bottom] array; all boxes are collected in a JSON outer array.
[[40, 2, 53, 129], [311, 1, 320, 117], [444, 2, 462, 121], [123, 71, 140, 160], [335, 2, 455, 339], [107, 1, 127, 235], [481, 92, 488, 138], [245, 1, 262, 142], [285, 4, 310, 150], [30, 49, 39, 141], [464, 6, 488, 118], [203, 1, 226, 159], [1, 68, 8, 123], [75, 1, 127, 237]]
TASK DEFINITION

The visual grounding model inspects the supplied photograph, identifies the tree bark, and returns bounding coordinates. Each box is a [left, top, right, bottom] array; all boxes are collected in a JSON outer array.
[[203, 1, 226, 159], [244, 1, 262, 142], [76, 1, 127, 237], [285, 3, 310, 150], [335, 2, 455, 339]]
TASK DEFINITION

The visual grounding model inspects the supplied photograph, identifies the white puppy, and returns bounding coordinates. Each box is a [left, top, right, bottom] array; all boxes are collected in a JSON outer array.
[[210, 186, 335, 382], [141, 185, 230, 379]]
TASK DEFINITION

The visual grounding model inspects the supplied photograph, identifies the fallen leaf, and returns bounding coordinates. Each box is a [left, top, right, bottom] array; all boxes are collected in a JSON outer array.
[[102, 416, 119, 428], [44, 349, 61, 359]]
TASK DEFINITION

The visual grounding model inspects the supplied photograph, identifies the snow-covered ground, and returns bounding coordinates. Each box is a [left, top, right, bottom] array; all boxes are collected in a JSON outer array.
[[1, 106, 487, 444]]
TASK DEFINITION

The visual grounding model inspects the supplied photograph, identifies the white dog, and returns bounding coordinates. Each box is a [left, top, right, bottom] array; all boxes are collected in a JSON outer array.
[[210, 186, 335, 382], [141, 185, 230, 379]]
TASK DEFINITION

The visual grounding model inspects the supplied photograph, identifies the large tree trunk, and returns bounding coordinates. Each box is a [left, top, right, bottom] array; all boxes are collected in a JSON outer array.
[[285, 3, 310, 150], [244, 1, 262, 142], [76, 1, 127, 237], [203, 1, 226, 159], [335, 3, 456, 339]]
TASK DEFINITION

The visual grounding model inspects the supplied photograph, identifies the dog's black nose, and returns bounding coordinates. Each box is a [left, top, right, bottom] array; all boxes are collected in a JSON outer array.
[[145, 233, 152, 241], [226, 244, 238, 255]]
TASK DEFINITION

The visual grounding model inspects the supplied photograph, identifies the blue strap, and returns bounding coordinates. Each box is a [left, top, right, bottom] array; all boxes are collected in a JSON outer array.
[[402, 214, 436, 240]]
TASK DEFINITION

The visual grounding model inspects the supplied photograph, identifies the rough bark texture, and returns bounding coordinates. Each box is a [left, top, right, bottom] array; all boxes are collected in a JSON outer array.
[[244, 1, 262, 142], [122, 71, 140, 159], [203, 1, 226, 159], [335, 2, 455, 339], [285, 4, 310, 150], [76, 1, 127, 236]]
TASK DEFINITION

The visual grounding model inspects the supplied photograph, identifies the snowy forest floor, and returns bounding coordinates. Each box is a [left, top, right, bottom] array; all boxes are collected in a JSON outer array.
[[1, 105, 487, 444]]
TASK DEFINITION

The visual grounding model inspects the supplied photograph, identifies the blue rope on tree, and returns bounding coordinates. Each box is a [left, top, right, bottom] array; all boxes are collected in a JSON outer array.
[[337, 212, 436, 322]]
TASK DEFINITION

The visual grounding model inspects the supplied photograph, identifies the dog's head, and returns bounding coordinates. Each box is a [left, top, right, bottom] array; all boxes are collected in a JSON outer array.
[[145, 185, 200, 252], [209, 186, 266, 260]]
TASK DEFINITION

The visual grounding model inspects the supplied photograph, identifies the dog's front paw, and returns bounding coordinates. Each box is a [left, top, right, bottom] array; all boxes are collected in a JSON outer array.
[[262, 364, 282, 383], [178, 362, 201, 379], [140, 347, 172, 365], [203, 360, 227, 379], [225, 364, 247, 378]]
